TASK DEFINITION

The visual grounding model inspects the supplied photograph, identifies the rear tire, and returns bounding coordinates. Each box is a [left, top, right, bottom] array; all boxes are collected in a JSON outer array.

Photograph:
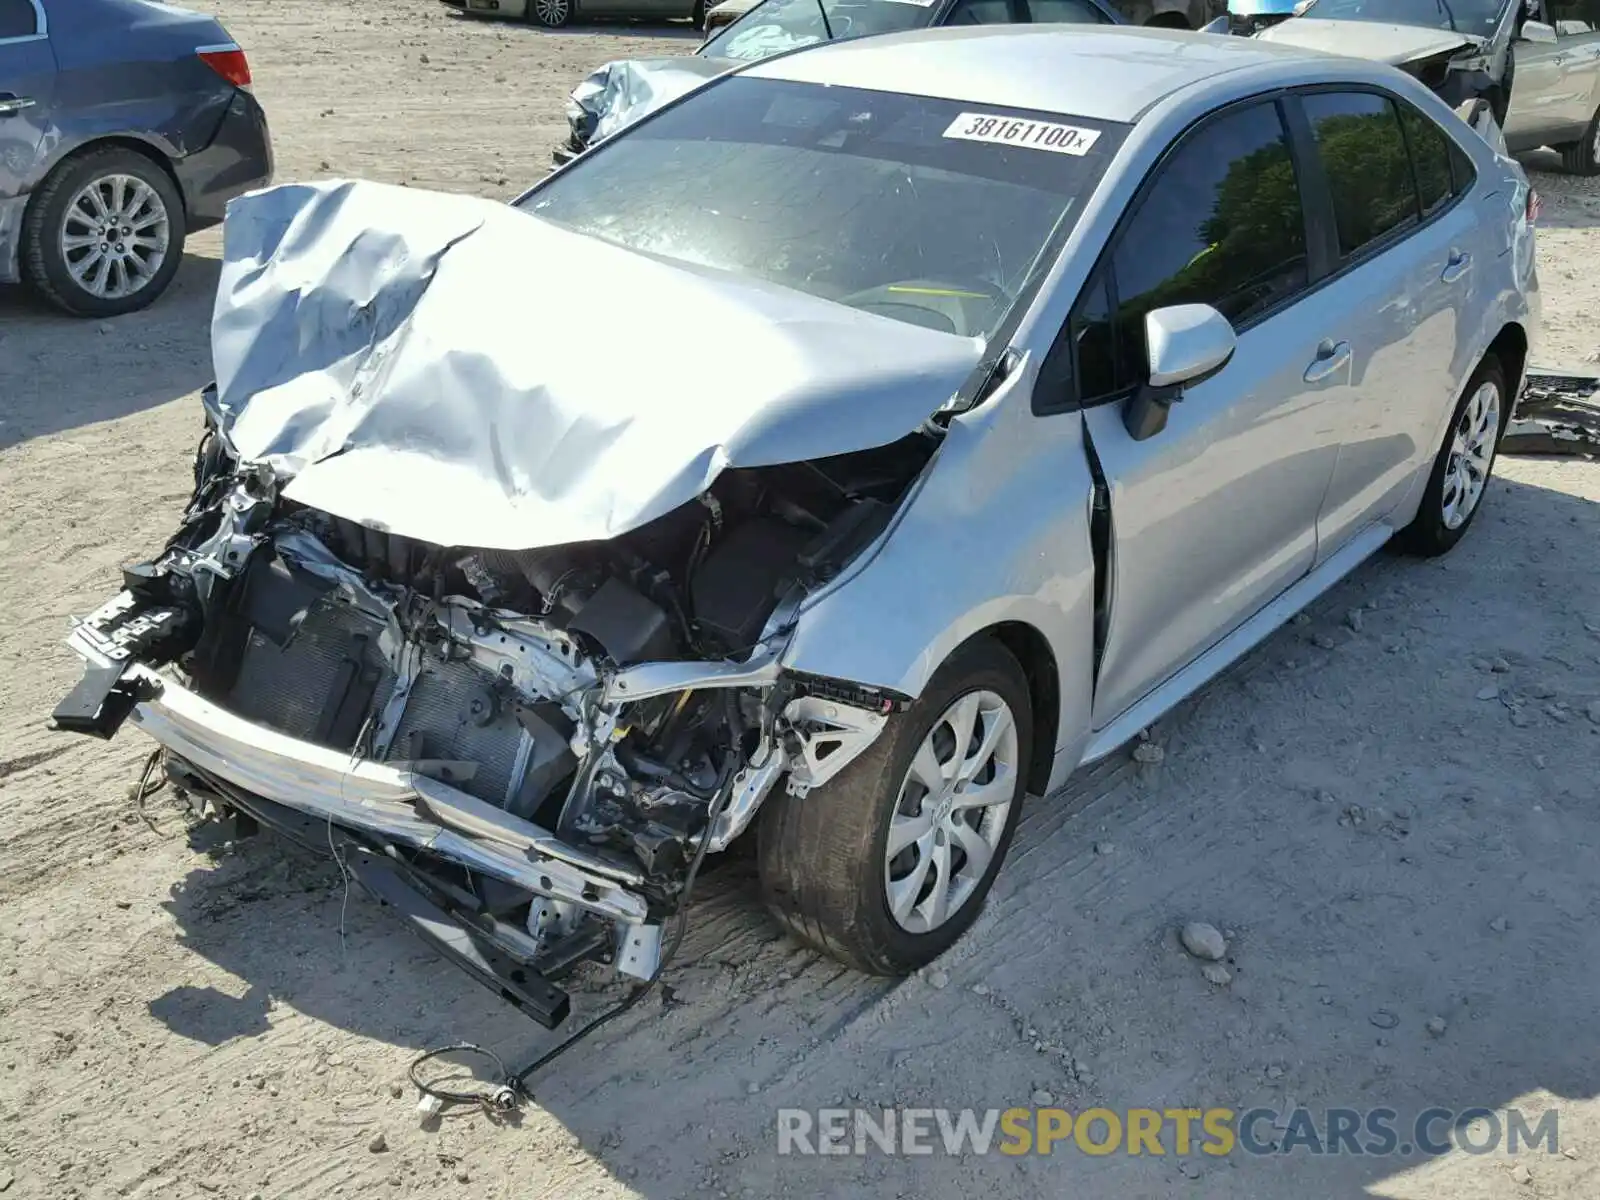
[[527, 0, 574, 26], [757, 637, 1032, 975], [22, 146, 186, 318], [1557, 106, 1600, 176], [1394, 354, 1507, 558]]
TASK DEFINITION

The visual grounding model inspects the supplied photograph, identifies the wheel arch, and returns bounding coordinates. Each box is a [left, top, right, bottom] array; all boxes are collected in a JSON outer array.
[[983, 622, 1061, 797], [1486, 321, 1528, 415], [1143, 9, 1192, 27], [24, 136, 186, 231]]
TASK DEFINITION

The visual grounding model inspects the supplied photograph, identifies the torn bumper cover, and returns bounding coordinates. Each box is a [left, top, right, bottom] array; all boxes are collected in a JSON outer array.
[[51, 179, 960, 1020], [1505, 370, 1600, 458]]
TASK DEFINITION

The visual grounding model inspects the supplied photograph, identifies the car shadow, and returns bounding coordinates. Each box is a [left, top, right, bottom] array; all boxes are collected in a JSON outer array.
[[145, 469, 1600, 1196], [0, 252, 220, 449]]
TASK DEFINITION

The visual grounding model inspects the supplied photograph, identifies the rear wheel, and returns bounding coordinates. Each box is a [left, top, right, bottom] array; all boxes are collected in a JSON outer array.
[[1394, 355, 1507, 557], [22, 146, 186, 318], [1557, 106, 1600, 176], [757, 637, 1032, 975], [528, 0, 573, 26]]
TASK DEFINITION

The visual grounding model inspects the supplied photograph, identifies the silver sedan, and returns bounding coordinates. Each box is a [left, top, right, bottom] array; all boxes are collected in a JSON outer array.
[[56, 26, 1540, 1010]]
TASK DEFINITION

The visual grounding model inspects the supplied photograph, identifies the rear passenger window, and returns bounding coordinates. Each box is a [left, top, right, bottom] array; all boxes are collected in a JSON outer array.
[[1303, 92, 1419, 257], [0, 0, 37, 38], [946, 0, 1012, 22], [1027, 0, 1107, 21], [1073, 101, 1309, 400], [1397, 101, 1454, 215]]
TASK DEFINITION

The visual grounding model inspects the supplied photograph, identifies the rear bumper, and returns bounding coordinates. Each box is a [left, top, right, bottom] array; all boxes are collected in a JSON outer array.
[[175, 87, 274, 231]]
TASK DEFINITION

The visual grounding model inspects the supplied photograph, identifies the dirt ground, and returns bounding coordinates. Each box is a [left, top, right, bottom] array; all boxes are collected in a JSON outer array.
[[2, 2, 1599, 1197]]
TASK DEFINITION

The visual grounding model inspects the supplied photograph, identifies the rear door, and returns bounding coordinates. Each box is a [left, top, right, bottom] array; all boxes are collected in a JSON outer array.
[[1294, 89, 1481, 555], [1053, 98, 1353, 726], [0, 0, 53, 207]]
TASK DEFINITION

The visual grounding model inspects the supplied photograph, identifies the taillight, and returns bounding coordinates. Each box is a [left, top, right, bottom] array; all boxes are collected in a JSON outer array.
[[197, 43, 252, 90], [1526, 187, 1542, 225]]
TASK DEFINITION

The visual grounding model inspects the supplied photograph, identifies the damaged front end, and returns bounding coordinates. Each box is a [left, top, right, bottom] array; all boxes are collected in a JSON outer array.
[[55, 390, 931, 1024]]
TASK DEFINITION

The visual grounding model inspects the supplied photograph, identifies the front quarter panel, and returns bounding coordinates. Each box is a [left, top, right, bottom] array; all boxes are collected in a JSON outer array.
[[780, 362, 1098, 785]]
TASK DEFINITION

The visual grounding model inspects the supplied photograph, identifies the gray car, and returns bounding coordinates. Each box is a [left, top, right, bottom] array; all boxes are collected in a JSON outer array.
[[0, 0, 272, 316], [1245, 0, 1600, 172], [53, 28, 1538, 1016]]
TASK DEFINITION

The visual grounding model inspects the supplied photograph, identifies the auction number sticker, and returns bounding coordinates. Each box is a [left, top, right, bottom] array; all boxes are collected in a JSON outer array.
[[942, 112, 1101, 156]]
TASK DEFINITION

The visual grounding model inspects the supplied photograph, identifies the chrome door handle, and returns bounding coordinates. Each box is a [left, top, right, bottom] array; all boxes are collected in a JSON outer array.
[[0, 96, 36, 117], [1441, 249, 1473, 283], [1303, 339, 1352, 384]]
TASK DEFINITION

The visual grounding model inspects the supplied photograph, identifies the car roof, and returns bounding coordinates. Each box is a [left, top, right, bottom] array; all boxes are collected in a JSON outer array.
[[746, 26, 1341, 124]]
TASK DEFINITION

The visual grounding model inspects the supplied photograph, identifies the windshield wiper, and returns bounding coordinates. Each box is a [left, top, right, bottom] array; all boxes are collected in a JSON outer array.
[[814, 0, 836, 39], [1435, 0, 1459, 31]]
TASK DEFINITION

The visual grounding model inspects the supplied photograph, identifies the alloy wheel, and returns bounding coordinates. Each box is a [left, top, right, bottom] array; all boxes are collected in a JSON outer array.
[[884, 689, 1019, 934], [60, 173, 170, 302], [533, 0, 570, 24], [1441, 380, 1500, 530]]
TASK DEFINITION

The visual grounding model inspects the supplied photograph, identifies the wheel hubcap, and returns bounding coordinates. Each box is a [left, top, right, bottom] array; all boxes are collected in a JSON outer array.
[[60, 174, 169, 301], [884, 690, 1019, 935], [1441, 380, 1500, 530], [535, 0, 568, 21]]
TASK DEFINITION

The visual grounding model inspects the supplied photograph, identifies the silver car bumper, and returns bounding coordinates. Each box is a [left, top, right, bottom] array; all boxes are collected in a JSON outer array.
[[117, 663, 653, 926]]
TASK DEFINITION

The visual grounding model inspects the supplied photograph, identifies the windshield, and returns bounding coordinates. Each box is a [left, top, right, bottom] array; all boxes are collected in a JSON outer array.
[[1298, 0, 1507, 36], [520, 78, 1126, 340], [701, 0, 941, 62]]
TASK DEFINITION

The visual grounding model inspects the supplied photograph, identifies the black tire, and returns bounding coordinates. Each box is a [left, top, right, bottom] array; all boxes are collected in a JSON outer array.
[[526, 0, 574, 25], [1557, 107, 1600, 176], [22, 145, 186, 318], [757, 637, 1033, 975], [692, 0, 708, 30], [1394, 354, 1509, 558]]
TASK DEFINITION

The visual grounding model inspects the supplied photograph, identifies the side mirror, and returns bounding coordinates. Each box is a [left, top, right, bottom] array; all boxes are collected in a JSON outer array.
[[1123, 304, 1237, 440], [1520, 19, 1557, 42]]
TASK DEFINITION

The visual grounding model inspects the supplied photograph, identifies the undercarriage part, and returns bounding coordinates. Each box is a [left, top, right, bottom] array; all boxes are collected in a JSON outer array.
[[781, 694, 891, 798], [1505, 370, 1600, 457]]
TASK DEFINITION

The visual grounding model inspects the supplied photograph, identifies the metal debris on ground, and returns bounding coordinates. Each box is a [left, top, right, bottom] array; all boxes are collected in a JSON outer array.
[[1503, 371, 1600, 458]]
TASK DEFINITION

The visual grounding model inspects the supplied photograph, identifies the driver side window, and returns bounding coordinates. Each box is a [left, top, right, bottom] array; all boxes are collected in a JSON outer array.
[[1066, 100, 1311, 405]]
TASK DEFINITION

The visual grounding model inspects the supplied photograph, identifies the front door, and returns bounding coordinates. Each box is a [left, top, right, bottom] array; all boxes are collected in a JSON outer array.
[[1063, 98, 1349, 726], [1507, 0, 1600, 149]]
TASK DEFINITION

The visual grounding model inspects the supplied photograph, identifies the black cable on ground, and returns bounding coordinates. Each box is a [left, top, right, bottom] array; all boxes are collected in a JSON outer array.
[[406, 759, 740, 1110], [408, 1043, 516, 1113]]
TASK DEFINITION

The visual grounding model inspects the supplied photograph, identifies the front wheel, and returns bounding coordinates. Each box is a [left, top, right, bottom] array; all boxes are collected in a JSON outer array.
[[757, 637, 1033, 975], [1394, 354, 1507, 557]]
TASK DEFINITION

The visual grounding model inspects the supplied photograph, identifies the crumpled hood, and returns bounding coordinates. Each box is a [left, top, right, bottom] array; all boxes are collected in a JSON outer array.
[[1256, 18, 1480, 64], [582, 56, 731, 143], [209, 180, 981, 551]]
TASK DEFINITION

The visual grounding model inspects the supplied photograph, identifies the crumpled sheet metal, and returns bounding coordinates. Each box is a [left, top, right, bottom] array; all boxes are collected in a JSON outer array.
[[209, 180, 981, 550], [1503, 371, 1600, 458], [586, 56, 730, 143]]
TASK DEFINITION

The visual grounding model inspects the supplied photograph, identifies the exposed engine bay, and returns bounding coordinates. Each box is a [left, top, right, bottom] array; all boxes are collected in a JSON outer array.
[[53, 391, 932, 1024]]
